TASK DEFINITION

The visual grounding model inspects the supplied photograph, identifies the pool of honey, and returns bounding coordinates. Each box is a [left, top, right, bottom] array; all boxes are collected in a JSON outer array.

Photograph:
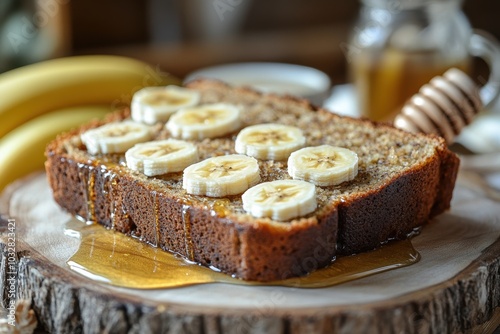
[[65, 220, 420, 289]]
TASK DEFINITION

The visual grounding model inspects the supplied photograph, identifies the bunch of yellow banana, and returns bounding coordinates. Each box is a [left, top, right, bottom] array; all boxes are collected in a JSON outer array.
[[0, 55, 180, 192]]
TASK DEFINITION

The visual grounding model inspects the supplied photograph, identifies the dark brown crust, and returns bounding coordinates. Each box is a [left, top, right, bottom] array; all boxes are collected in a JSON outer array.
[[44, 80, 459, 281], [45, 153, 338, 281], [337, 155, 439, 255], [430, 144, 460, 218]]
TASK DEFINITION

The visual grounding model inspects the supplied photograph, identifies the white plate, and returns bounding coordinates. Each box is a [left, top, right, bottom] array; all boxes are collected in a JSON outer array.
[[185, 62, 331, 105], [3, 172, 500, 309]]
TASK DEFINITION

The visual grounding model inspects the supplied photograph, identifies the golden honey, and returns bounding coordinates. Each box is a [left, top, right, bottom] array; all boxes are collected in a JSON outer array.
[[351, 48, 471, 122], [65, 220, 420, 289]]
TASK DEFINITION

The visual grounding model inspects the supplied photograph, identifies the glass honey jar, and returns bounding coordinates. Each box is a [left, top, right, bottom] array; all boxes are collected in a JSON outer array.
[[348, 0, 489, 121]]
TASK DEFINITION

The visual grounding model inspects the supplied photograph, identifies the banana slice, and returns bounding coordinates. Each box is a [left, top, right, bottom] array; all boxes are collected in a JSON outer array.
[[166, 103, 241, 140], [81, 120, 152, 155], [242, 180, 317, 221], [288, 145, 358, 186], [125, 139, 198, 176], [131, 86, 200, 124], [235, 123, 306, 160], [183, 154, 260, 197]]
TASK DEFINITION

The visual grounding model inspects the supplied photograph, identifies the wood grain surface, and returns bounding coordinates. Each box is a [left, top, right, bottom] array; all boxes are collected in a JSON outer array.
[[0, 173, 499, 334]]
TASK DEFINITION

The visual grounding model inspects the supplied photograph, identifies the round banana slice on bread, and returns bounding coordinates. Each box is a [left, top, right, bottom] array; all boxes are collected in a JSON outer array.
[[125, 139, 198, 176], [235, 123, 306, 160], [242, 180, 317, 221], [81, 120, 152, 155], [288, 145, 358, 186], [131, 86, 200, 124], [166, 103, 241, 140], [183, 154, 260, 197]]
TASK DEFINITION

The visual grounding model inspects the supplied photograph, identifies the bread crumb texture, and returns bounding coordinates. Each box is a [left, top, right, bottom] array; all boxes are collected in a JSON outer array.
[[45, 80, 458, 281]]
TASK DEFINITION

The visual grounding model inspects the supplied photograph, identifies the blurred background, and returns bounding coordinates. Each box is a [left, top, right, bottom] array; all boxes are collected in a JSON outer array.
[[1, 0, 499, 84]]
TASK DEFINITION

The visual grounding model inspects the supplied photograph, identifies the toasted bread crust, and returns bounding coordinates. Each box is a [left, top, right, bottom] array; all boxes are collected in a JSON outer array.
[[45, 80, 459, 281]]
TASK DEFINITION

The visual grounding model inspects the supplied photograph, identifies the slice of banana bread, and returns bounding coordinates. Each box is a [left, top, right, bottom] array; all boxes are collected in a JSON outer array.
[[45, 80, 459, 282]]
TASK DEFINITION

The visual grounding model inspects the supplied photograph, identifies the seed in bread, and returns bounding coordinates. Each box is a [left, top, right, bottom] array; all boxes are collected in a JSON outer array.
[[45, 80, 460, 281]]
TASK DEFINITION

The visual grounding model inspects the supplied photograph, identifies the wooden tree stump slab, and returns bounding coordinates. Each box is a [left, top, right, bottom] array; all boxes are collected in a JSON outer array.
[[1, 172, 499, 334]]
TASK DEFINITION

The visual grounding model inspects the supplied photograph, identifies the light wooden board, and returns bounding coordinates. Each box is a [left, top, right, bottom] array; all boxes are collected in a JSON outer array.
[[0, 172, 499, 334]]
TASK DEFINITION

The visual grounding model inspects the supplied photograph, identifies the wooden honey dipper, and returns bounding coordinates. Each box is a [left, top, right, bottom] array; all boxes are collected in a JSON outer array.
[[394, 68, 483, 144]]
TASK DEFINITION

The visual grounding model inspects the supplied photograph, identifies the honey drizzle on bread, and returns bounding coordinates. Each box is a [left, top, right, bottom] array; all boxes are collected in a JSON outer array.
[[45, 80, 459, 281]]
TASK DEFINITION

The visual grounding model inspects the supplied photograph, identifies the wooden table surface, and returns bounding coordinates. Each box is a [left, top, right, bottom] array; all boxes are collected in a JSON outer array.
[[77, 25, 350, 84]]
